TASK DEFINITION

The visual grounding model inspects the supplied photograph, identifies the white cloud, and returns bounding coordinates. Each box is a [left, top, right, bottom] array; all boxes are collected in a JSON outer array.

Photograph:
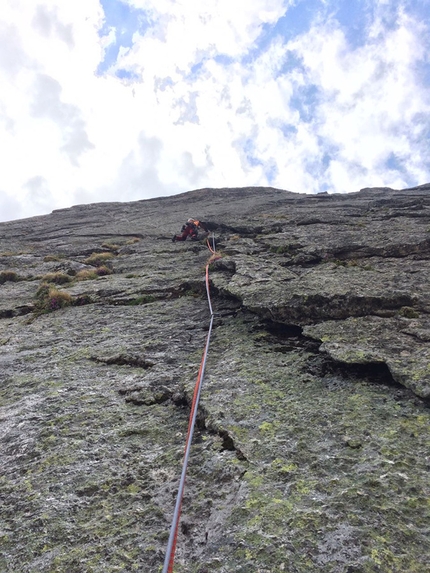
[[0, 0, 428, 222], [0, 191, 24, 222], [24, 175, 54, 212], [0, 21, 31, 77], [284, 6, 430, 192], [32, 4, 74, 48], [30, 73, 95, 165], [126, 0, 287, 58]]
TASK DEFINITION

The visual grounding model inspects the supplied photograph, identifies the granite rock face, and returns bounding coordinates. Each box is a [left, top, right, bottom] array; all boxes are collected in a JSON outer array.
[[0, 185, 429, 572]]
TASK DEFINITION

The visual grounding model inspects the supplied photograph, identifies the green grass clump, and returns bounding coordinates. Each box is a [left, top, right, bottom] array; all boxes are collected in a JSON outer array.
[[35, 284, 73, 314], [0, 270, 19, 284], [41, 272, 71, 285], [128, 295, 156, 305], [75, 269, 98, 281], [95, 265, 113, 276], [83, 252, 115, 267], [101, 242, 120, 252], [75, 265, 112, 281], [43, 255, 64, 262]]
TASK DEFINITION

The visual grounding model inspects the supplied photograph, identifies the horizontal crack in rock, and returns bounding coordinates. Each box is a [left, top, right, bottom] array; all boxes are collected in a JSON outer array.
[[91, 353, 155, 368], [306, 352, 404, 390], [255, 293, 418, 325]]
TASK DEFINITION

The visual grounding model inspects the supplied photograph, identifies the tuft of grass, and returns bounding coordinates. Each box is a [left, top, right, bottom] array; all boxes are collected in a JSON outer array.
[[41, 272, 71, 285], [0, 250, 27, 256], [128, 294, 156, 305], [75, 266, 112, 280], [75, 269, 98, 281], [47, 289, 73, 311], [207, 253, 222, 265], [83, 252, 115, 267], [125, 237, 141, 244], [0, 270, 19, 284], [43, 255, 64, 262], [35, 284, 73, 314], [95, 265, 113, 276], [101, 242, 120, 252]]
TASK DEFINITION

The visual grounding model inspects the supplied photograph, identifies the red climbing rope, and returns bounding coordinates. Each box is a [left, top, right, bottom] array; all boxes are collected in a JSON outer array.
[[162, 233, 218, 573]]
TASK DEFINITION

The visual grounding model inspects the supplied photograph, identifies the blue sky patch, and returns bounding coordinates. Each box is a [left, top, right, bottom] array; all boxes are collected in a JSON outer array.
[[246, 0, 325, 65], [319, 138, 341, 167], [277, 50, 304, 78], [190, 62, 204, 75], [385, 152, 404, 172], [264, 160, 278, 184], [268, 0, 323, 41], [318, 182, 331, 193], [97, 0, 150, 75], [385, 152, 417, 187], [322, 152, 332, 169], [369, 0, 407, 36], [290, 84, 320, 123], [213, 54, 235, 66], [115, 68, 139, 81], [279, 123, 298, 138], [407, 0, 430, 22], [414, 58, 430, 89], [330, 0, 372, 49], [242, 138, 264, 168]]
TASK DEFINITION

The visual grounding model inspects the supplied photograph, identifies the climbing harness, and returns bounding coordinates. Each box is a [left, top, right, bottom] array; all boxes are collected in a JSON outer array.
[[162, 234, 220, 573]]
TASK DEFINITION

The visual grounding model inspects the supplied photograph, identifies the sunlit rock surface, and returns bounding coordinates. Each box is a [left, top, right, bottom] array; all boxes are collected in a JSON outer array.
[[1, 185, 429, 572]]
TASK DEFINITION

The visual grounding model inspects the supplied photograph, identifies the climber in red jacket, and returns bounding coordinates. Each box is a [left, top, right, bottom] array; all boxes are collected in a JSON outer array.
[[172, 218, 209, 242]]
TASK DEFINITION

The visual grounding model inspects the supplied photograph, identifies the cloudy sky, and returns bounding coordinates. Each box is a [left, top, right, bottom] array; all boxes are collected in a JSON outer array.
[[1, 0, 429, 222]]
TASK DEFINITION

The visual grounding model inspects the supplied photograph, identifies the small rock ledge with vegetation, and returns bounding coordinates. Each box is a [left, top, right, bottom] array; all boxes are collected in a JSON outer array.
[[1, 185, 429, 573]]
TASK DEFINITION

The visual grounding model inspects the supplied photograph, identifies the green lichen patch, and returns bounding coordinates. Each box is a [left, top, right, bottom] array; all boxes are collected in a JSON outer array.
[[2, 186, 430, 572], [192, 314, 430, 572]]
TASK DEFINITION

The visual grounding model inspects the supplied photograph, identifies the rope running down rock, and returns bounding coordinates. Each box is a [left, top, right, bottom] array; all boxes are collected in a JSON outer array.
[[162, 234, 220, 573]]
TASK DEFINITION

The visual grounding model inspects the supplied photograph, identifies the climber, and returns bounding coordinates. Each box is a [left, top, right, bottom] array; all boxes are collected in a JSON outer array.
[[172, 218, 209, 242]]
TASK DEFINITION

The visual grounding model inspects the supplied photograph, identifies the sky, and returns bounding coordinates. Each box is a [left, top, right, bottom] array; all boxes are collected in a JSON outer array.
[[0, 0, 429, 222]]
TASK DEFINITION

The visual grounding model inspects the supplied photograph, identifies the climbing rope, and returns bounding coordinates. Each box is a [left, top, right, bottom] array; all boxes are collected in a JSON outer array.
[[162, 233, 220, 573]]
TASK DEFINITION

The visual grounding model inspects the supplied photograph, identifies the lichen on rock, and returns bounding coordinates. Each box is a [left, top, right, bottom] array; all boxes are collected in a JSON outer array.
[[1, 184, 429, 572]]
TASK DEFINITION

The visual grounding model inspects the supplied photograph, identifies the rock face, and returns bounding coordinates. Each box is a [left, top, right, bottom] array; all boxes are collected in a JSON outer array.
[[1, 185, 429, 573]]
